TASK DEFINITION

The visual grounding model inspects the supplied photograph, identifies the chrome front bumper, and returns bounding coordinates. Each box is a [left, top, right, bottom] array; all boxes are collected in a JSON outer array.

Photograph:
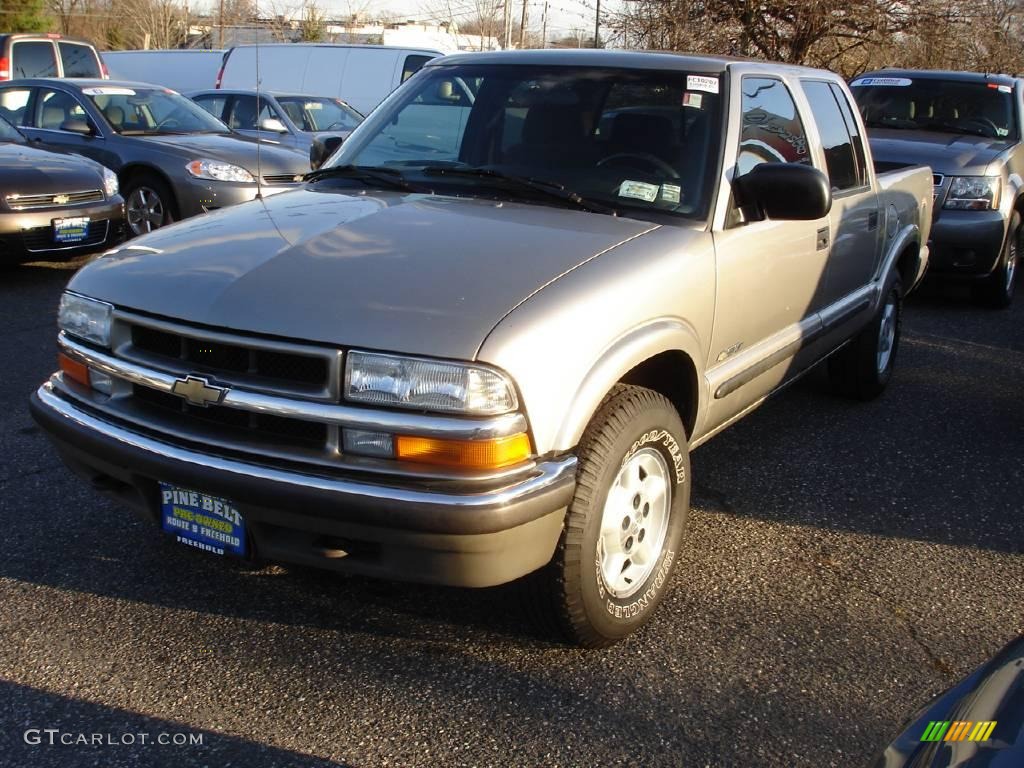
[[31, 382, 577, 586]]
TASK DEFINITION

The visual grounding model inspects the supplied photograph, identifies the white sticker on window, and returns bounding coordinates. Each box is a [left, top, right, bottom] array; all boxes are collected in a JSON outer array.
[[997, 85, 1012, 94], [682, 92, 703, 109], [661, 184, 681, 204], [687, 75, 719, 94], [82, 87, 136, 96], [618, 180, 660, 202], [849, 77, 912, 88]]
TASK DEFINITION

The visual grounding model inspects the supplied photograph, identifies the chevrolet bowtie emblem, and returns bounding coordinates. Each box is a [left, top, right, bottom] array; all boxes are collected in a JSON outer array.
[[52, 194, 70, 205], [171, 375, 228, 407]]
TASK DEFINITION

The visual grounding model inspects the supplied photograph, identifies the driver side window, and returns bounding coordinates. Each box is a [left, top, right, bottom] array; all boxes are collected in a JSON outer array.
[[737, 77, 811, 176]]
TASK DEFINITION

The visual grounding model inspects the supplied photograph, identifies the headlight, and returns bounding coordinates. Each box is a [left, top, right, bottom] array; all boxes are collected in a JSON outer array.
[[945, 176, 1001, 210], [101, 167, 118, 198], [58, 292, 112, 347], [345, 351, 518, 415], [185, 159, 255, 183]]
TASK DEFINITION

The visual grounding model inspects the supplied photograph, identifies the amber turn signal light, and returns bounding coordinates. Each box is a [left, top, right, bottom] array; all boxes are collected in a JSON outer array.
[[58, 352, 90, 389], [395, 433, 531, 469]]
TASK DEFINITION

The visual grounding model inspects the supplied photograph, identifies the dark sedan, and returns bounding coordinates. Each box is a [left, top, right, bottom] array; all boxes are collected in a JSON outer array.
[[189, 89, 363, 154], [0, 79, 310, 236], [0, 113, 124, 265]]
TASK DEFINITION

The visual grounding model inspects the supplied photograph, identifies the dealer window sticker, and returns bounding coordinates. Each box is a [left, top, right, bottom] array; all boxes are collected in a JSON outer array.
[[619, 180, 660, 203], [661, 184, 682, 204], [849, 77, 912, 88], [687, 75, 719, 94], [683, 92, 703, 109], [82, 87, 136, 96]]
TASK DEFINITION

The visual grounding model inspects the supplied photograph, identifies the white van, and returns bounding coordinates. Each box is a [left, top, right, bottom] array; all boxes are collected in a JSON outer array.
[[102, 49, 226, 94], [215, 44, 443, 115]]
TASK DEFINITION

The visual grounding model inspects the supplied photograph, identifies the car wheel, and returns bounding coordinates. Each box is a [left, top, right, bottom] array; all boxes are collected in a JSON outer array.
[[828, 273, 903, 400], [973, 212, 1018, 309], [522, 384, 690, 648], [124, 175, 175, 237]]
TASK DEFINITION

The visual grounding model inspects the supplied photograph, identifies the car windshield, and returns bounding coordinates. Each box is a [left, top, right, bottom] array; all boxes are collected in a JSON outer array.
[[82, 86, 231, 135], [326, 64, 724, 218], [851, 76, 1018, 140], [276, 95, 363, 132], [0, 113, 25, 143]]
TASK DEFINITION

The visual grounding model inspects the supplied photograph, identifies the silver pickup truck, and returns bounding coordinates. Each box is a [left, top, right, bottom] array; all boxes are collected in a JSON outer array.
[[31, 51, 932, 647]]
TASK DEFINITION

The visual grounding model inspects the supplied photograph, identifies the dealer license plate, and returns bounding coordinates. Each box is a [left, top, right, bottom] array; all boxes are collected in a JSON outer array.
[[53, 217, 90, 244], [159, 483, 246, 557]]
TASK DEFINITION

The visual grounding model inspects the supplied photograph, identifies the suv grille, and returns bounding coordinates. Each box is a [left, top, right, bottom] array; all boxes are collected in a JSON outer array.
[[7, 189, 104, 210], [130, 324, 329, 391]]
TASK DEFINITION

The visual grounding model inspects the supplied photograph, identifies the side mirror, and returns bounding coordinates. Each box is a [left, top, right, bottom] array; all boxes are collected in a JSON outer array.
[[61, 118, 94, 136], [734, 162, 832, 221], [259, 117, 288, 133], [309, 134, 344, 170]]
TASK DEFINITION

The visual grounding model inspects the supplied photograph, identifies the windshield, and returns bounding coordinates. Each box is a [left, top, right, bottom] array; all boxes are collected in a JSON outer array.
[[276, 96, 363, 133], [327, 64, 724, 218], [0, 113, 25, 143], [850, 76, 1018, 140], [82, 86, 231, 135]]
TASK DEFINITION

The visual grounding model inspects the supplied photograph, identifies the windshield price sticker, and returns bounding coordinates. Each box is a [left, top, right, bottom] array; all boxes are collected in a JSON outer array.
[[850, 77, 912, 87], [683, 92, 703, 109], [82, 87, 136, 96], [619, 180, 660, 203], [660, 184, 682, 204], [687, 75, 720, 94]]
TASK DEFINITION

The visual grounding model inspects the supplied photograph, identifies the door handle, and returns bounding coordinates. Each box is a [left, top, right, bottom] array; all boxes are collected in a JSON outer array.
[[816, 227, 830, 251], [868, 211, 879, 231]]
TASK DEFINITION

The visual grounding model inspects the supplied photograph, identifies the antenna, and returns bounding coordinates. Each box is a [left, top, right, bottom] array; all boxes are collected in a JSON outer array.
[[254, 4, 263, 199]]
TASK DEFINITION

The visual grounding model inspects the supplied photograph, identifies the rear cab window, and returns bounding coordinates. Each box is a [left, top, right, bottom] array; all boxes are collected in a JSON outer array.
[[801, 79, 864, 192], [58, 42, 101, 78], [12, 41, 58, 78]]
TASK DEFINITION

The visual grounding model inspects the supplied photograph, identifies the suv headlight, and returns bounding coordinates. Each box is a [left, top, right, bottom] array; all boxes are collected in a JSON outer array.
[[186, 159, 255, 183], [102, 167, 118, 198], [58, 292, 112, 347], [944, 176, 1001, 210], [344, 351, 518, 416]]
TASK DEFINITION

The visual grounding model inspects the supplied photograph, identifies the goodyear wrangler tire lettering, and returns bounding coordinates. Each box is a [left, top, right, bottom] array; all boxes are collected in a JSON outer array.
[[520, 384, 691, 648]]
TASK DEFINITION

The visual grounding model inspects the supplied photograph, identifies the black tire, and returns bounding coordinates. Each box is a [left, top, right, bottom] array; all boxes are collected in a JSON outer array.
[[123, 174, 176, 237], [828, 273, 903, 401], [522, 384, 690, 648], [972, 212, 1018, 309]]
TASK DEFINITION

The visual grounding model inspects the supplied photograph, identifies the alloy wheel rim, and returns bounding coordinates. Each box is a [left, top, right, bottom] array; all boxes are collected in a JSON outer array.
[[597, 447, 672, 599], [127, 187, 164, 236], [877, 297, 897, 375]]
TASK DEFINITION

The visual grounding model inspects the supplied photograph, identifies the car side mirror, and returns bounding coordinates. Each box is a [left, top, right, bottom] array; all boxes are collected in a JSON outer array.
[[734, 163, 832, 221], [309, 135, 344, 170], [61, 118, 95, 136], [259, 117, 288, 133]]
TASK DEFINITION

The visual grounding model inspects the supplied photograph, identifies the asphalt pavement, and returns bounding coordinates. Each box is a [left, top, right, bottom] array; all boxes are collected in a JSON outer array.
[[0, 258, 1021, 768]]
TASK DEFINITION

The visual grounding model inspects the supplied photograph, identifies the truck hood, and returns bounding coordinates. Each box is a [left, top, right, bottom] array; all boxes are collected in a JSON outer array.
[[71, 188, 658, 359], [868, 128, 1013, 175], [0, 142, 104, 196], [137, 133, 309, 175]]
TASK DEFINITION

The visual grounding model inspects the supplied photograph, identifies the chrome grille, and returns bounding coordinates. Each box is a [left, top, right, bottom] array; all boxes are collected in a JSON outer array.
[[6, 189, 104, 210], [262, 173, 304, 184]]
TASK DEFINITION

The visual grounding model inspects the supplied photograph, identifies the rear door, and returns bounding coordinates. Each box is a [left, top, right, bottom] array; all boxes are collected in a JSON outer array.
[[800, 78, 880, 306], [11, 40, 58, 79], [58, 41, 103, 78]]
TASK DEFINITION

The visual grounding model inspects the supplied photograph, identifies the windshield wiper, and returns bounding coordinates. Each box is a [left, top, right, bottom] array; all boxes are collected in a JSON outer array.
[[304, 164, 422, 192], [421, 166, 618, 216], [924, 121, 990, 138]]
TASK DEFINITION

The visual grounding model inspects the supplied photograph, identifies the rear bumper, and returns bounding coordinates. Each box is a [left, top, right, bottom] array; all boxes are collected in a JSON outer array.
[[30, 382, 575, 587], [926, 210, 1006, 279], [0, 198, 126, 263]]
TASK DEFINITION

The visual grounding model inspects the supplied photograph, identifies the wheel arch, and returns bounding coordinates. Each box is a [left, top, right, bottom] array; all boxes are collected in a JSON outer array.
[[552, 319, 704, 452], [118, 163, 181, 219]]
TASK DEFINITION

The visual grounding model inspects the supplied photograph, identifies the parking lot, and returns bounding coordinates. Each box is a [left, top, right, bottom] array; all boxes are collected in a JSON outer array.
[[1, 257, 1022, 767]]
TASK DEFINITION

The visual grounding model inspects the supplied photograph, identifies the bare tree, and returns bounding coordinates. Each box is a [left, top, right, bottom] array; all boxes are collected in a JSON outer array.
[[116, 0, 188, 48]]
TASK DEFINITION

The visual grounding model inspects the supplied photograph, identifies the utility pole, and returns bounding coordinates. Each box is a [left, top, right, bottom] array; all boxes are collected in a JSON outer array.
[[503, 0, 513, 48], [519, 0, 527, 48], [541, 0, 548, 48], [593, 0, 600, 48], [218, 0, 225, 48]]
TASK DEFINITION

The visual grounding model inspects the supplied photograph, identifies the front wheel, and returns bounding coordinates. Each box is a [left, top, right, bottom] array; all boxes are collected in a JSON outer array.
[[973, 212, 1018, 309], [522, 384, 690, 648], [124, 175, 176, 237], [828, 274, 903, 400]]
